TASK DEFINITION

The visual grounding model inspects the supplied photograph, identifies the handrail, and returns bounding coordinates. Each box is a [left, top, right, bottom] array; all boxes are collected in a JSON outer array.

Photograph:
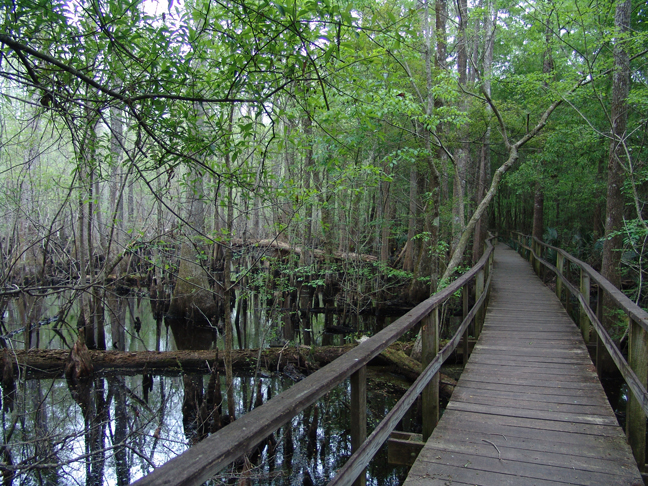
[[329, 269, 491, 485], [132, 237, 496, 486], [511, 232, 648, 332], [511, 232, 648, 469]]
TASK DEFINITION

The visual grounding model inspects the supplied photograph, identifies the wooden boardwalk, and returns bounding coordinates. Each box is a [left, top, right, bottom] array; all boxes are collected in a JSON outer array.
[[403, 245, 644, 486]]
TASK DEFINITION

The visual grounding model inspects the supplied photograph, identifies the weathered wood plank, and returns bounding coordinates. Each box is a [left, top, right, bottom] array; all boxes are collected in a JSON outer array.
[[438, 413, 632, 448], [446, 401, 619, 426], [455, 380, 607, 397], [451, 388, 614, 415], [403, 245, 643, 486], [414, 449, 639, 485], [467, 354, 588, 365], [459, 374, 601, 388], [465, 356, 592, 370], [420, 440, 641, 479], [452, 384, 611, 406], [432, 422, 635, 462]]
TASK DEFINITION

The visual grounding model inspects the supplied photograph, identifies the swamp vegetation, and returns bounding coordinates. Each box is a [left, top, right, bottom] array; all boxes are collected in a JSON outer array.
[[1, 0, 648, 484]]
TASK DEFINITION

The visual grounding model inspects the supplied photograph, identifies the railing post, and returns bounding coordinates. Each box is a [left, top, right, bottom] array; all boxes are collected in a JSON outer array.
[[475, 269, 485, 337], [556, 253, 564, 303], [350, 367, 367, 486], [421, 308, 439, 442], [627, 315, 648, 473], [579, 269, 591, 344], [462, 285, 470, 364]]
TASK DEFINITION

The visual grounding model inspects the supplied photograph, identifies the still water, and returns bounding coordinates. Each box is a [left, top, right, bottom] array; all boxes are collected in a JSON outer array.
[[0, 290, 419, 485]]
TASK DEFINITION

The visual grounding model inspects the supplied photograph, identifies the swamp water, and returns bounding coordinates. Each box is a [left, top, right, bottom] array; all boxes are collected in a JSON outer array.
[[0, 290, 437, 485]]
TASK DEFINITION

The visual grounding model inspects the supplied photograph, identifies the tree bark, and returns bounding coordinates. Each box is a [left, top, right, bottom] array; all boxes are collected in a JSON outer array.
[[1, 344, 456, 388], [409, 0, 442, 300], [442, 85, 568, 282], [451, 0, 469, 251], [472, 1, 495, 263], [403, 167, 418, 272], [531, 13, 554, 244], [601, 0, 631, 297], [532, 181, 544, 241]]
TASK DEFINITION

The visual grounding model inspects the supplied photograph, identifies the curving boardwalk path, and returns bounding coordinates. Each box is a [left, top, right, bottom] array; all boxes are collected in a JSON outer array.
[[403, 244, 643, 485]]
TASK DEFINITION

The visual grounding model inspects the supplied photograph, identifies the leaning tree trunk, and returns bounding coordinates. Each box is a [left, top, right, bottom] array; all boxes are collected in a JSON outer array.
[[442, 89, 569, 283]]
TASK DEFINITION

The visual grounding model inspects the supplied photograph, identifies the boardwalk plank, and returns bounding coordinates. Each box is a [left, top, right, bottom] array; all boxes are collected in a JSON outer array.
[[452, 385, 611, 407], [432, 423, 634, 462], [403, 244, 643, 486], [446, 401, 619, 426], [411, 449, 639, 485], [451, 388, 614, 415]]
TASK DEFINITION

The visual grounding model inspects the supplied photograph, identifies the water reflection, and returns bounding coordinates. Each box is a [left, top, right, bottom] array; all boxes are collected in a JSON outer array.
[[1, 371, 413, 485], [0, 290, 415, 485]]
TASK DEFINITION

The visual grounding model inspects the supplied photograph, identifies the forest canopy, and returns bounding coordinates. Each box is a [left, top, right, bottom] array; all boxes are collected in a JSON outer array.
[[2, 0, 648, 484], [0, 0, 647, 314]]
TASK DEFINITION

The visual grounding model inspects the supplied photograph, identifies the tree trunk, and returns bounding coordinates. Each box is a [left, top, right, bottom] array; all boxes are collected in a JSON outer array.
[[592, 154, 606, 238], [108, 105, 125, 264], [302, 113, 314, 266], [2, 344, 457, 387], [451, 0, 469, 251], [409, 0, 442, 300], [472, 1, 495, 263], [168, 99, 216, 324], [532, 181, 544, 241], [380, 168, 392, 264], [531, 14, 553, 244], [601, 0, 631, 299], [403, 167, 418, 272], [224, 105, 236, 420]]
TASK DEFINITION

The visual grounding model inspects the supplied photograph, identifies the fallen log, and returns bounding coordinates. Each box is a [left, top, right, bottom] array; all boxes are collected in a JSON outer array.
[[230, 238, 378, 263], [378, 345, 457, 398], [0, 343, 458, 397], [0, 346, 348, 378]]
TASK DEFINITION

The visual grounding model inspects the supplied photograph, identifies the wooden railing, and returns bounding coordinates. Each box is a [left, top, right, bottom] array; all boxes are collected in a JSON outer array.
[[132, 238, 495, 486], [512, 232, 648, 472]]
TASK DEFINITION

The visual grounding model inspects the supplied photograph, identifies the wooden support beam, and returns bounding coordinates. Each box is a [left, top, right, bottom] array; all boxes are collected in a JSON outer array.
[[628, 316, 648, 472], [350, 367, 367, 486], [387, 432, 424, 466], [421, 308, 439, 442]]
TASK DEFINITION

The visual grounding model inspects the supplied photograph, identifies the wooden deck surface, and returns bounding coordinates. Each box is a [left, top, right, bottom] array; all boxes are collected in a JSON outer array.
[[403, 244, 643, 486]]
